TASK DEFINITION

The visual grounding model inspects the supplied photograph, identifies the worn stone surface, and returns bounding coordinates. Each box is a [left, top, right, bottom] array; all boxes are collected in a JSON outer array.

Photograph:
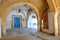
[[0, 28, 60, 40]]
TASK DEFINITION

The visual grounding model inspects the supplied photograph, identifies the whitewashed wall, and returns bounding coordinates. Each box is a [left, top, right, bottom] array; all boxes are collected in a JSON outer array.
[[28, 12, 38, 30]]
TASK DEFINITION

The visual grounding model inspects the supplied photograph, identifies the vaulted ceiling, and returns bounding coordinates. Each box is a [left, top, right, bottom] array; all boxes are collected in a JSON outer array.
[[0, 0, 49, 17], [0, 0, 60, 17]]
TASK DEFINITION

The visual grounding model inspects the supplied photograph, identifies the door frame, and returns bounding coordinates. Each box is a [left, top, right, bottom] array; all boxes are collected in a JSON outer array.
[[12, 15, 22, 29]]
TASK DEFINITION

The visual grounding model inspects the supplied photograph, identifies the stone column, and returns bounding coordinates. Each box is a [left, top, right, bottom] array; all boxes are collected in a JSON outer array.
[[2, 18, 6, 37], [53, 12, 58, 36], [0, 18, 2, 38]]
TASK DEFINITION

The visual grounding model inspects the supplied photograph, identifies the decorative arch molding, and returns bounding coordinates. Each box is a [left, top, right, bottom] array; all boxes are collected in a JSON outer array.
[[1, 2, 40, 36]]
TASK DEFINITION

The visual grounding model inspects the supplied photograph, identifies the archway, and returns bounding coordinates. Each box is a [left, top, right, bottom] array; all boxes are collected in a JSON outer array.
[[46, 0, 58, 36], [27, 10, 38, 32], [1, 0, 57, 36], [1, 2, 40, 36]]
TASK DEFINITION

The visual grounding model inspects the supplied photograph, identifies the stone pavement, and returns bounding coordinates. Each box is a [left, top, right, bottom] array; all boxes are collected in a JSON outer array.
[[0, 28, 60, 40], [31, 32, 60, 40]]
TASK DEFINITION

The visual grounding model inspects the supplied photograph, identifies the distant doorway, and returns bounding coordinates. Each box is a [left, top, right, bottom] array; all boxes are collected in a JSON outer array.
[[12, 15, 22, 29]]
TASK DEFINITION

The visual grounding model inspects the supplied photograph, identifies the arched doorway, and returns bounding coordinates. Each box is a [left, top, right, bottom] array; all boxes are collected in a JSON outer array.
[[6, 5, 31, 30], [1, 2, 40, 36], [6, 4, 40, 36], [27, 11, 38, 32], [1, 0, 57, 37]]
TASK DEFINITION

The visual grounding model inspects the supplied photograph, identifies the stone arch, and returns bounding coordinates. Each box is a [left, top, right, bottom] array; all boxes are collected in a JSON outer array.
[[46, 0, 58, 36], [27, 9, 38, 21], [46, 0, 56, 13], [26, 10, 38, 31], [1, 2, 40, 36], [1, 0, 57, 36]]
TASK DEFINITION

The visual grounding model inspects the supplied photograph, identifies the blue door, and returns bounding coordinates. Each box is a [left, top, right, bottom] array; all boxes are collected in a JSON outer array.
[[14, 17, 20, 28]]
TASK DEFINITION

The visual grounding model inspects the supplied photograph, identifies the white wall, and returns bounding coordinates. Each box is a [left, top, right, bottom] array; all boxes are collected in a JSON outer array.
[[28, 13, 38, 30]]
